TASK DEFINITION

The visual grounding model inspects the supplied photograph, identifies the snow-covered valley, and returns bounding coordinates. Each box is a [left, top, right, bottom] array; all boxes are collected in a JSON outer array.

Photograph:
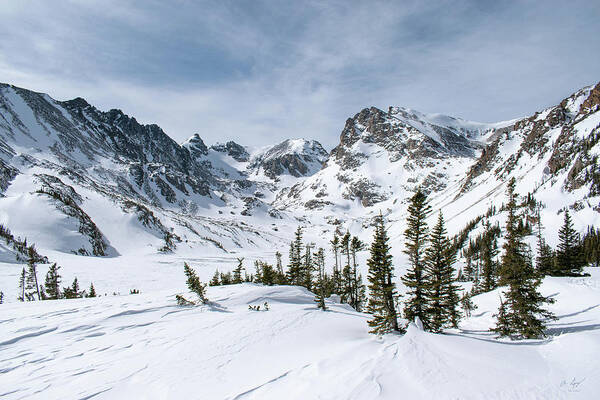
[[2, 266, 599, 399]]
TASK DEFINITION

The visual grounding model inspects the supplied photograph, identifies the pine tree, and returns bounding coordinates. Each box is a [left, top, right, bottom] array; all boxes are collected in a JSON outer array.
[[182, 263, 208, 304], [493, 178, 555, 339], [88, 283, 97, 298], [63, 277, 81, 299], [554, 209, 584, 276], [209, 270, 221, 286], [233, 258, 244, 284], [480, 222, 499, 292], [493, 298, 512, 338], [25, 255, 40, 301], [401, 190, 432, 329], [44, 263, 61, 300], [302, 243, 314, 290], [220, 271, 232, 285], [367, 214, 402, 334], [460, 291, 477, 318], [255, 261, 276, 285], [18, 267, 26, 302], [287, 226, 304, 285], [330, 233, 341, 294], [424, 212, 460, 332], [350, 236, 367, 311], [314, 248, 327, 310], [0, 291, 3, 304], [582, 226, 600, 267], [535, 207, 555, 276]]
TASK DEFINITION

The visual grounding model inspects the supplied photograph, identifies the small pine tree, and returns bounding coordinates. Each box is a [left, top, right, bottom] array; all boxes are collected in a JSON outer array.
[[314, 248, 327, 310], [44, 263, 62, 300], [209, 270, 221, 286], [18, 267, 26, 302], [232, 258, 244, 284], [63, 278, 81, 299], [331, 233, 341, 294], [350, 236, 367, 311], [460, 291, 477, 318], [401, 190, 432, 330], [367, 214, 402, 334], [287, 227, 304, 285], [88, 283, 97, 298], [492, 297, 513, 338], [183, 262, 208, 304], [554, 209, 584, 276], [480, 222, 499, 292], [25, 253, 41, 301], [220, 271, 232, 285], [0, 291, 3, 304], [535, 207, 554, 276]]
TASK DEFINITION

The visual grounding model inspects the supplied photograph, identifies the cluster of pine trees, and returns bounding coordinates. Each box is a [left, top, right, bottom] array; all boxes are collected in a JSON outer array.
[[365, 192, 462, 335], [15, 249, 96, 301], [208, 227, 368, 312]]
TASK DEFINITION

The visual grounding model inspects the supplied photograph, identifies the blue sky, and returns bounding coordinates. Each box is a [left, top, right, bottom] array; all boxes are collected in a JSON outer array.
[[1, 0, 599, 148]]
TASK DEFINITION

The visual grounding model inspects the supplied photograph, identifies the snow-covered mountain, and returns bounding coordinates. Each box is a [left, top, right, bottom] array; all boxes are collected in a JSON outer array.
[[0, 80, 599, 261]]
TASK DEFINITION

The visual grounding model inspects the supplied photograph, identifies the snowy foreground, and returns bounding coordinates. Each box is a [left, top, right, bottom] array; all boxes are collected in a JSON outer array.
[[1, 268, 600, 399]]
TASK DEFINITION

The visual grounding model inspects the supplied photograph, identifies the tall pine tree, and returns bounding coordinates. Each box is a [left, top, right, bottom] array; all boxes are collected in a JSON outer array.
[[424, 212, 460, 332], [493, 178, 555, 339], [401, 190, 432, 329], [554, 209, 584, 276], [367, 214, 402, 334]]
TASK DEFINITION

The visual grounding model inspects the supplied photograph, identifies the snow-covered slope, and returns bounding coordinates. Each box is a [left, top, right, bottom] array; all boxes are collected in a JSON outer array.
[[2, 269, 599, 399]]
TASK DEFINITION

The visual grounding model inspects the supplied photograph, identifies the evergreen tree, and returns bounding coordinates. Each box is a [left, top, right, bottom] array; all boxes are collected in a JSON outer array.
[[209, 270, 221, 286], [582, 226, 600, 267], [535, 207, 555, 276], [302, 243, 314, 290], [401, 190, 432, 329], [233, 258, 244, 284], [0, 291, 3, 304], [330, 233, 341, 294], [88, 283, 97, 298], [493, 178, 555, 339], [287, 227, 304, 285], [480, 222, 499, 292], [18, 267, 26, 302], [255, 261, 276, 285], [63, 277, 81, 299], [182, 263, 208, 304], [44, 263, 61, 300], [220, 271, 232, 285], [460, 291, 477, 318], [493, 298, 512, 338], [554, 209, 584, 276], [314, 248, 327, 310], [349, 236, 367, 311], [424, 212, 460, 332], [25, 255, 40, 301], [367, 214, 402, 334]]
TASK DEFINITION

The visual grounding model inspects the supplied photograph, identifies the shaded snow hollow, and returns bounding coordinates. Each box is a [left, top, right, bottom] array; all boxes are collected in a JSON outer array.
[[1, 270, 600, 399]]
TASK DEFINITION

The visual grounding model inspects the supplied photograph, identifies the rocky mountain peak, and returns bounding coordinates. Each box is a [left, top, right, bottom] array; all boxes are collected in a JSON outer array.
[[211, 141, 250, 162]]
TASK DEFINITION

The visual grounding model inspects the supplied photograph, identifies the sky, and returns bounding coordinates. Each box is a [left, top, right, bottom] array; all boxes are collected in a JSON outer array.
[[1, 0, 599, 149]]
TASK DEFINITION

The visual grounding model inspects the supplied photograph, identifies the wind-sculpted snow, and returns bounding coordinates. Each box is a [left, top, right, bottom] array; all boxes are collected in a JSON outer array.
[[1, 271, 599, 399]]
